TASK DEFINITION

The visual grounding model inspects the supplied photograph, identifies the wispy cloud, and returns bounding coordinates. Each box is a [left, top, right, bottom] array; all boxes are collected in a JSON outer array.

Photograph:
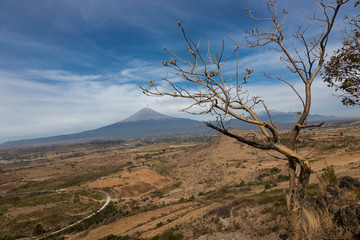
[[0, 69, 157, 142], [27, 69, 102, 82], [113, 61, 167, 83]]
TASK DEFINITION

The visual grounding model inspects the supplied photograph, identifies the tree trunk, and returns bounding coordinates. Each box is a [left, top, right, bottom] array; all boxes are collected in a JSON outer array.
[[289, 160, 296, 192], [272, 144, 312, 239], [286, 158, 312, 240]]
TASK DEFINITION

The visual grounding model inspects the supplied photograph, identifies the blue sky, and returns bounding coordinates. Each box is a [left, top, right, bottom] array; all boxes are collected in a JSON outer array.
[[0, 0, 358, 142]]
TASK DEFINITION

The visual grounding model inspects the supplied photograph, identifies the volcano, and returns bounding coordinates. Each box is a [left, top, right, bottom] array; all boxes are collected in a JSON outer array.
[[0, 108, 347, 149], [0, 108, 208, 148], [120, 108, 173, 122]]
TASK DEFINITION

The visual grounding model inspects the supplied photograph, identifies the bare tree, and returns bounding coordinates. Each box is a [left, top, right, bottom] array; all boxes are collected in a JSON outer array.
[[142, 0, 349, 239]]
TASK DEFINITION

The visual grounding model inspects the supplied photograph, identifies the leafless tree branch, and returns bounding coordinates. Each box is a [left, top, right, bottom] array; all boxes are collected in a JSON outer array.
[[142, 1, 349, 238]]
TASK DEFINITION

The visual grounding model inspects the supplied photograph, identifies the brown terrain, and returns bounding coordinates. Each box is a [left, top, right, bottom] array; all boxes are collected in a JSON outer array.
[[0, 121, 359, 239]]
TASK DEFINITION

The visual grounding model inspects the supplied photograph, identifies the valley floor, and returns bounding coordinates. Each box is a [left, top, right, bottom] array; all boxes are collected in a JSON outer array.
[[0, 122, 360, 239]]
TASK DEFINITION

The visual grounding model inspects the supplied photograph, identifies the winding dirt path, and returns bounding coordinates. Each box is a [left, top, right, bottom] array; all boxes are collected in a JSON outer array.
[[36, 190, 111, 240]]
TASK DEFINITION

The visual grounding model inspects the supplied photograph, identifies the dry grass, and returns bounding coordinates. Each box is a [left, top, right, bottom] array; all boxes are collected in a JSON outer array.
[[302, 164, 360, 240], [342, 188, 360, 203], [302, 205, 353, 240]]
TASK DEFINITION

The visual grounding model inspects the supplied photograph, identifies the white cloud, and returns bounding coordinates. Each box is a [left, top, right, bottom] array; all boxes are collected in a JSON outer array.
[[244, 77, 360, 118], [0, 59, 188, 141], [1, 62, 358, 143], [27, 69, 102, 82], [0, 69, 163, 142], [107, 60, 168, 84], [237, 51, 284, 72]]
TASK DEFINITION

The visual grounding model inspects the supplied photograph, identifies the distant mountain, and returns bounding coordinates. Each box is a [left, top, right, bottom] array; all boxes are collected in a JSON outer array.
[[0, 108, 209, 149], [120, 108, 173, 122], [256, 111, 338, 124], [225, 111, 343, 130], [0, 108, 352, 149]]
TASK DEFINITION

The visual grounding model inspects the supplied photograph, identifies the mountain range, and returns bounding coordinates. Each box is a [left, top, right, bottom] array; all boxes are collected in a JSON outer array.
[[0, 108, 349, 149]]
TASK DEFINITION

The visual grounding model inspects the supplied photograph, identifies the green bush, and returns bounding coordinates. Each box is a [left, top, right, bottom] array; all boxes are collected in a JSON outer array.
[[103, 235, 140, 240], [156, 222, 164, 227], [151, 189, 164, 198], [235, 180, 246, 187], [270, 167, 281, 174], [261, 207, 274, 214], [151, 228, 184, 240], [277, 174, 289, 182], [318, 165, 337, 185], [172, 182, 182, 188], [33, 224, 46, 236]]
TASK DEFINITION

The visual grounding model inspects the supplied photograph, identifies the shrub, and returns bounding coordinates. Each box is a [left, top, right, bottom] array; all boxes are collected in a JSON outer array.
[[33, 224, 46, 236], [208, 205, 232, 218], [102, 235, 141, 240], [235, 180, 246, 187], [156, 222, 164, 228], [270, 167, 281, 174], [319, 165, 337, 185], [172, 182, 182, 188], [261, 207, 274, 214], [271, 225, 279, 232], [188, 195, 195, 201], [151, 228, 184, 240], [317, 165, 337, 196], [277, 174, 289, 182], [150, 189, 164, 198]]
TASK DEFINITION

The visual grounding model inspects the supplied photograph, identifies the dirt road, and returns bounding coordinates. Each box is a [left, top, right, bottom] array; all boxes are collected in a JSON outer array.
[[36, 190, 111, 240]]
